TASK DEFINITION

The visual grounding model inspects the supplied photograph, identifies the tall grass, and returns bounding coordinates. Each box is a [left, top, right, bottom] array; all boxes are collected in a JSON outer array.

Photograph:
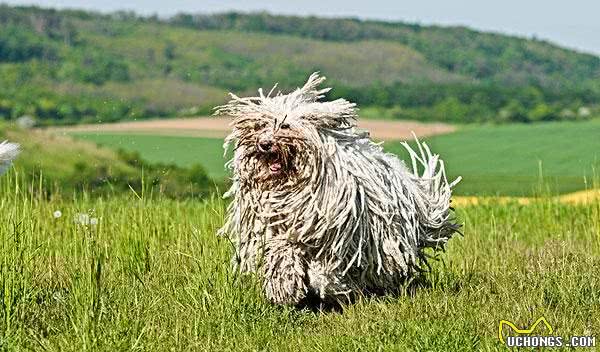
[[1, 172, 599, 351]]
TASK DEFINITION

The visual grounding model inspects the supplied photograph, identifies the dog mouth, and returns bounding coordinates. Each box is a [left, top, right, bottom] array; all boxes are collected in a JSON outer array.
[[259, 149, 292, 178], [269, 160, 282, 174], [265, 153, 285, 176], [255, 143, 297, 179]]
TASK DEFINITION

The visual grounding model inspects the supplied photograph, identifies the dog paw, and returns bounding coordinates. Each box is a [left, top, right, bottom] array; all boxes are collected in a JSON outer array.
[[307, 260, 351, 300], [263, 239, 308, 305], [264, 274, 307, 305]]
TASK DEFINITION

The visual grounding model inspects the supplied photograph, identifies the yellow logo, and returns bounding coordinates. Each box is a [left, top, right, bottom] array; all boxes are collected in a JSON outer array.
[[498, 317, 554, 344]]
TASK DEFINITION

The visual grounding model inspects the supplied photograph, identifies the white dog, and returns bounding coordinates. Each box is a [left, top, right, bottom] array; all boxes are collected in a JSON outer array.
[[216, 73, 460, 305], [0, 141, 19, 175]]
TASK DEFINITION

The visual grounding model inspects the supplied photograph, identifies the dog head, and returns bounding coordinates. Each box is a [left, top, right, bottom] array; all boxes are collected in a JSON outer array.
[[217, 73, 357, 186]]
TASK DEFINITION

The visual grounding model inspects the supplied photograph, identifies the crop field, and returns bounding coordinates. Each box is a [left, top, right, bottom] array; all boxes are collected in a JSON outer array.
[[1, 173, 599, 351], [387, 119, 600, 195], [69, 119, 600, 196], [69, 133, 228, 179]]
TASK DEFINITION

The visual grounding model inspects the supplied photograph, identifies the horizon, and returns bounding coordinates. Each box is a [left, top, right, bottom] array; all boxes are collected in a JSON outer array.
[[2, 0, 600, 56]]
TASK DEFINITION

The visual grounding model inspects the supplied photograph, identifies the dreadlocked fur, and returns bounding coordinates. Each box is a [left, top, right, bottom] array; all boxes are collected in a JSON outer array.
[[216, 73, 461, 305], [0, 141, 19, 176]]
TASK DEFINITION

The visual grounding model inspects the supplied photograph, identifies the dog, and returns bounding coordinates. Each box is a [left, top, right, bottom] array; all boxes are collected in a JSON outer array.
[[216, 73, 460, 305], [0, 141, 19, 175]]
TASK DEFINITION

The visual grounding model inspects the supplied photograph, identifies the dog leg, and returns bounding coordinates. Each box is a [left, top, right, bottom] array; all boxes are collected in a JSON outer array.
[[307, 260, 352, 303], [263, 238, 308, 305]]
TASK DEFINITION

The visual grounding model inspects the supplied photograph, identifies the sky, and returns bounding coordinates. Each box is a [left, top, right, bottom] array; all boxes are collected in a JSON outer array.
[[3, 0, 600, 55]]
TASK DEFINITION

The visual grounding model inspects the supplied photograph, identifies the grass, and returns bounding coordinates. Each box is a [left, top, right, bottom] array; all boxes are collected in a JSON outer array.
[[71, 133, 228, 179], [54, 79, 227, 113], [387, 119, 600, 196], [73, 119, 600, 196], [83, 26, 462, 88], [1, 173, 599, 351], [0, 125, 218, 199], [1, 125, 141, 190]]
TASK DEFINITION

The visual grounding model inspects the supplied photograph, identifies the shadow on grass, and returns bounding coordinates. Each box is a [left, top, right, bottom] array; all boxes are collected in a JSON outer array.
[[294, 273, 437, 314]]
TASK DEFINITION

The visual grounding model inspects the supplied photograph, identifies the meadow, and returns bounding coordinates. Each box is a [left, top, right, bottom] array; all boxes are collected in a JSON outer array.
[[0, 171, 598, 351], [72, 119, 600, 196], [2, 5, 600, 350]]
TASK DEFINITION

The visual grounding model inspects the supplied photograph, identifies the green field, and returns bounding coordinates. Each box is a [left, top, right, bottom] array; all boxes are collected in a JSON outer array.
[[0, 124, 216, 199], [1, 173, 598, 351], [388, 119, 600, 195], [70, 133, 228, 179], [73, 119, 600, 196]]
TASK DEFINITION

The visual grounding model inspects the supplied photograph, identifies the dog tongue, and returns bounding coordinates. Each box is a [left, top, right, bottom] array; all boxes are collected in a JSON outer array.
[[270, 162, 282, 173]]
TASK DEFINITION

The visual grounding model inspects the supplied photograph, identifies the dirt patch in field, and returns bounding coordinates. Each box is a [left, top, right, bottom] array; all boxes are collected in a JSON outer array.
[[558, 188, 600, 204], [50, 117, 455, 141], [453, 188, 600, 206]]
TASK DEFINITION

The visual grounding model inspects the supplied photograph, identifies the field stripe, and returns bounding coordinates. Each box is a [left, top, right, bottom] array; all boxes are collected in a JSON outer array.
[[48, 117, 455, 141], [454, 188, 600, 206]]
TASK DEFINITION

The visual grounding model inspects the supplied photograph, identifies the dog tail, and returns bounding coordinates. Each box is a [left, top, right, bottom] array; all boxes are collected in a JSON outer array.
[[400, 133, 462, 250], [0, 141, 20, 175]]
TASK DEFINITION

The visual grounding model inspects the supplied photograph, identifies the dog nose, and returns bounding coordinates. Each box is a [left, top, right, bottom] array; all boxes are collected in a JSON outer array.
[[259, 140, 273, 152]]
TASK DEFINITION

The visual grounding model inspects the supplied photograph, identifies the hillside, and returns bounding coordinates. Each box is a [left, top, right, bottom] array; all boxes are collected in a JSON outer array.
[[0, 5, 599, 125], [170, 12, 600, 89], [0, 123, 216, 198]]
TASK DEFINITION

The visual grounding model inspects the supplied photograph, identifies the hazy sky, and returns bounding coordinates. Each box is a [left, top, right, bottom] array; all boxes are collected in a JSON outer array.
[[3, 0, 600, 55]]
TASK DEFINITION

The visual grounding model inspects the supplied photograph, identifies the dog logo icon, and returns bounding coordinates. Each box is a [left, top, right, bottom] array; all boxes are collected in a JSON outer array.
[[498, 317, 554, 344]]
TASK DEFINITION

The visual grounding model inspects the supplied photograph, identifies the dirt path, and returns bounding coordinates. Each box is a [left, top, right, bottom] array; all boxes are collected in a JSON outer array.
[[50, 117, 455, 141]]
